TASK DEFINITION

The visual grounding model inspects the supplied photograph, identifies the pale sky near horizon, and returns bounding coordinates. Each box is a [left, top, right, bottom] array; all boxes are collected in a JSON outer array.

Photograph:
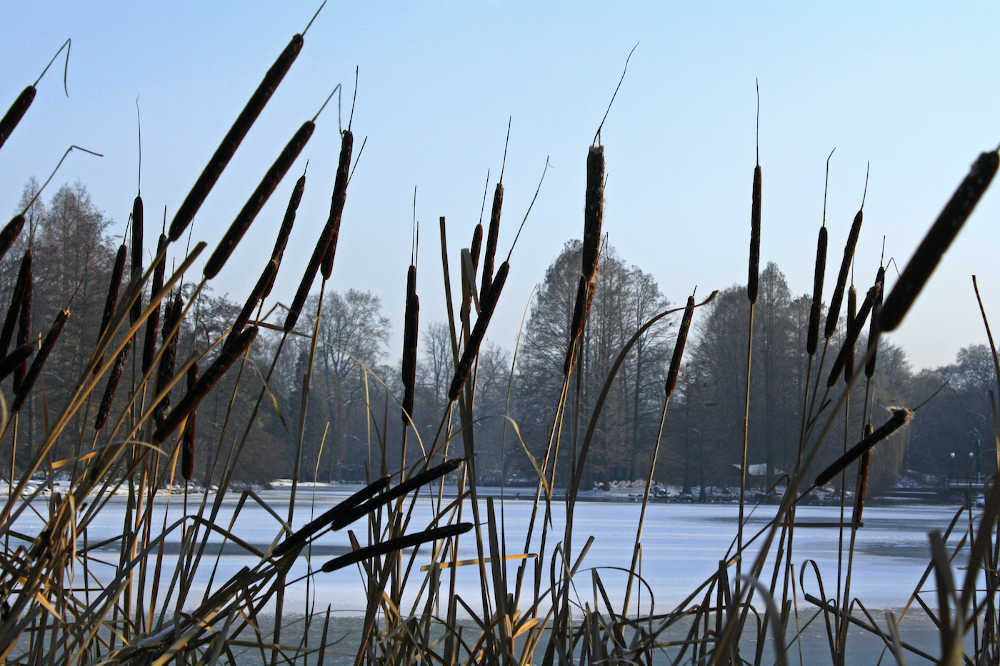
[[2, 1, 999, 372]]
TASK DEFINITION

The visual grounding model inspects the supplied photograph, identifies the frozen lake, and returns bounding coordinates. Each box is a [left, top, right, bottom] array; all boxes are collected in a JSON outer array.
[[9, 486, 969, 618]]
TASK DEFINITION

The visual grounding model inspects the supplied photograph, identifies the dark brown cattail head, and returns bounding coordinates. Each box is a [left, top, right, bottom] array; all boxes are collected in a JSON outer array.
[[154, 291, 184, 427], [807, 226, 827, 355], [852, 423, 874, 525], [825, 210, 862, 339], [320, 129, 354, 280], [98, 244, 126, 344], [203, 121, 314, 280], [231, 259, 279, 338], [320, 522, 473, 574], [815, 407, 912, 487], [0, 215, 25, 263], [0, 250, 31, 358], [169, 33, 304, 242], [468, 224, 483, 278], [154, 326, 258, 443], [666, 295, 696, 398], [14, 257, 32, 392], [181, 362, 198, 481], [401, 265, 419, 424], [844, 285, 857, 383], [865, 266, 885, 378], [880, 150, 999, 332], [449, 261, 508, 401], [271, 173, 306, 262], [827, 283, 877, 388], [564, 275, 591, 375], [480, 183, 503, 301], [0, 87, 37, 151], [582, 145, 605, 282], [95, 343, 129, 431], [0, 344, 33, 383], [748, 164, 762, 304], [130, 195, 144, 324], [13, 308, 69, 412], [285, 131, 352, 332], [142, 233, 168, 374]]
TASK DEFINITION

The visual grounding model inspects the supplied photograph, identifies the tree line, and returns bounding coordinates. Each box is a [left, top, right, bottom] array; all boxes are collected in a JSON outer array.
[[2, 182, 993, 491]]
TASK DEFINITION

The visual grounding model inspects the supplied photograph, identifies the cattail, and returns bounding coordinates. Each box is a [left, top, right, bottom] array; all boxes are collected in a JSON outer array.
[[401, 265, 418, 424], [880, 150, 999, 332], [815, 407, 912, 487], [844, 285, 857, 383], [449, 261, 508, 401], [154, 326, 258, 443], [0, 344, 33, 382], [95, 344, 130, 431], [0, 250, 31, 357], [852, 424, 874, 524], [748, 164, 762, 303], [825, 210, 862, 339], [130, 195, 144, 324], [141, 233, 167, 374], [271, 173, 306, 262], [320, 522, 473, 574], [203, 121, 314, 279], [274, 475, 390, 556], [0, 215, 25, 263], [12, 309, 68, 412], [181, 363, 198, 481], [480, 183, 503, 301], [154, 291, 183, 428], [865, 266, 885, 378], [563, 276, 592, 375], [666, 295, 696, 397], [582, 146, 605, 281], [13, 258, 32, 392], [97, 243, 126, 345], [0, 39, 70, 150], [231, 259, 278, 339], [329, 458, 464, 531], [827, 283, 879, 388], [469, 225, 483, 276], [807, 226, 827, 355], [284, 130, 353, 332], [320, 130, 354, 280], [168, 32, 305, 242]]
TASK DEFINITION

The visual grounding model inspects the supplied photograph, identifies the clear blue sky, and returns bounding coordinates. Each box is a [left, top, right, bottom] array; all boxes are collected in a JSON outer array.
[[2, 1, 999, 371]]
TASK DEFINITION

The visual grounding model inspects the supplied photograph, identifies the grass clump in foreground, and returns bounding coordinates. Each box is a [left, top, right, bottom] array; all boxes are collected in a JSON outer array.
[[2, 14, 1000, 664]]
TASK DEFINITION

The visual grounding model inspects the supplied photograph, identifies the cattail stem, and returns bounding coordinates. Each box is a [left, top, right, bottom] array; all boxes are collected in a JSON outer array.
[[880, 150, 999, 332]]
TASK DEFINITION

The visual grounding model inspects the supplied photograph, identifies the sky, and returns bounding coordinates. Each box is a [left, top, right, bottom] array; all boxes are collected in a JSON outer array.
[[2, 1, 999, 371]]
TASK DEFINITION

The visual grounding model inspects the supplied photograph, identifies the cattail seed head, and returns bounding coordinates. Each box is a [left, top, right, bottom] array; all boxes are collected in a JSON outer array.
[[865, 266, 885, 378], [0, 344, 33, 382], [827, 283, 877, 388], [320, 129, 354, 280], [852, 423, 874, 524], [480, 183, 503, 301], [401, 264, 419, 424], [0, 214, 25, 263], [98, 244, 126, 344], [181, 362, 198, 481], [203, 121, 314, 280], [95, 344, 129, 431], [142, 233, 168, 374], [271, 173, 306, 262], [815, 407, 912, 487], [155, 326, 258, 443], [582, 145, 605, 283], [844, 285, 857, 383], [807, 226, 827, 355], [469, 224, 483, 275], [748, 164, 762, 303], [154, 291, 183, 428], [130, 195, 144, 324], [825, 210, 862, 339], [880, 150, 999, 332], [232, 259, 278, 338], [0, 86, 37, 151], [320, 522, 473, 574], [169, 33, 304, 242], [13, 308, 69, 412], [14, 258, 32, 392], [449, 262, 508, 401], [0, 250, 31, 358], [666, 295, 695, 397]]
